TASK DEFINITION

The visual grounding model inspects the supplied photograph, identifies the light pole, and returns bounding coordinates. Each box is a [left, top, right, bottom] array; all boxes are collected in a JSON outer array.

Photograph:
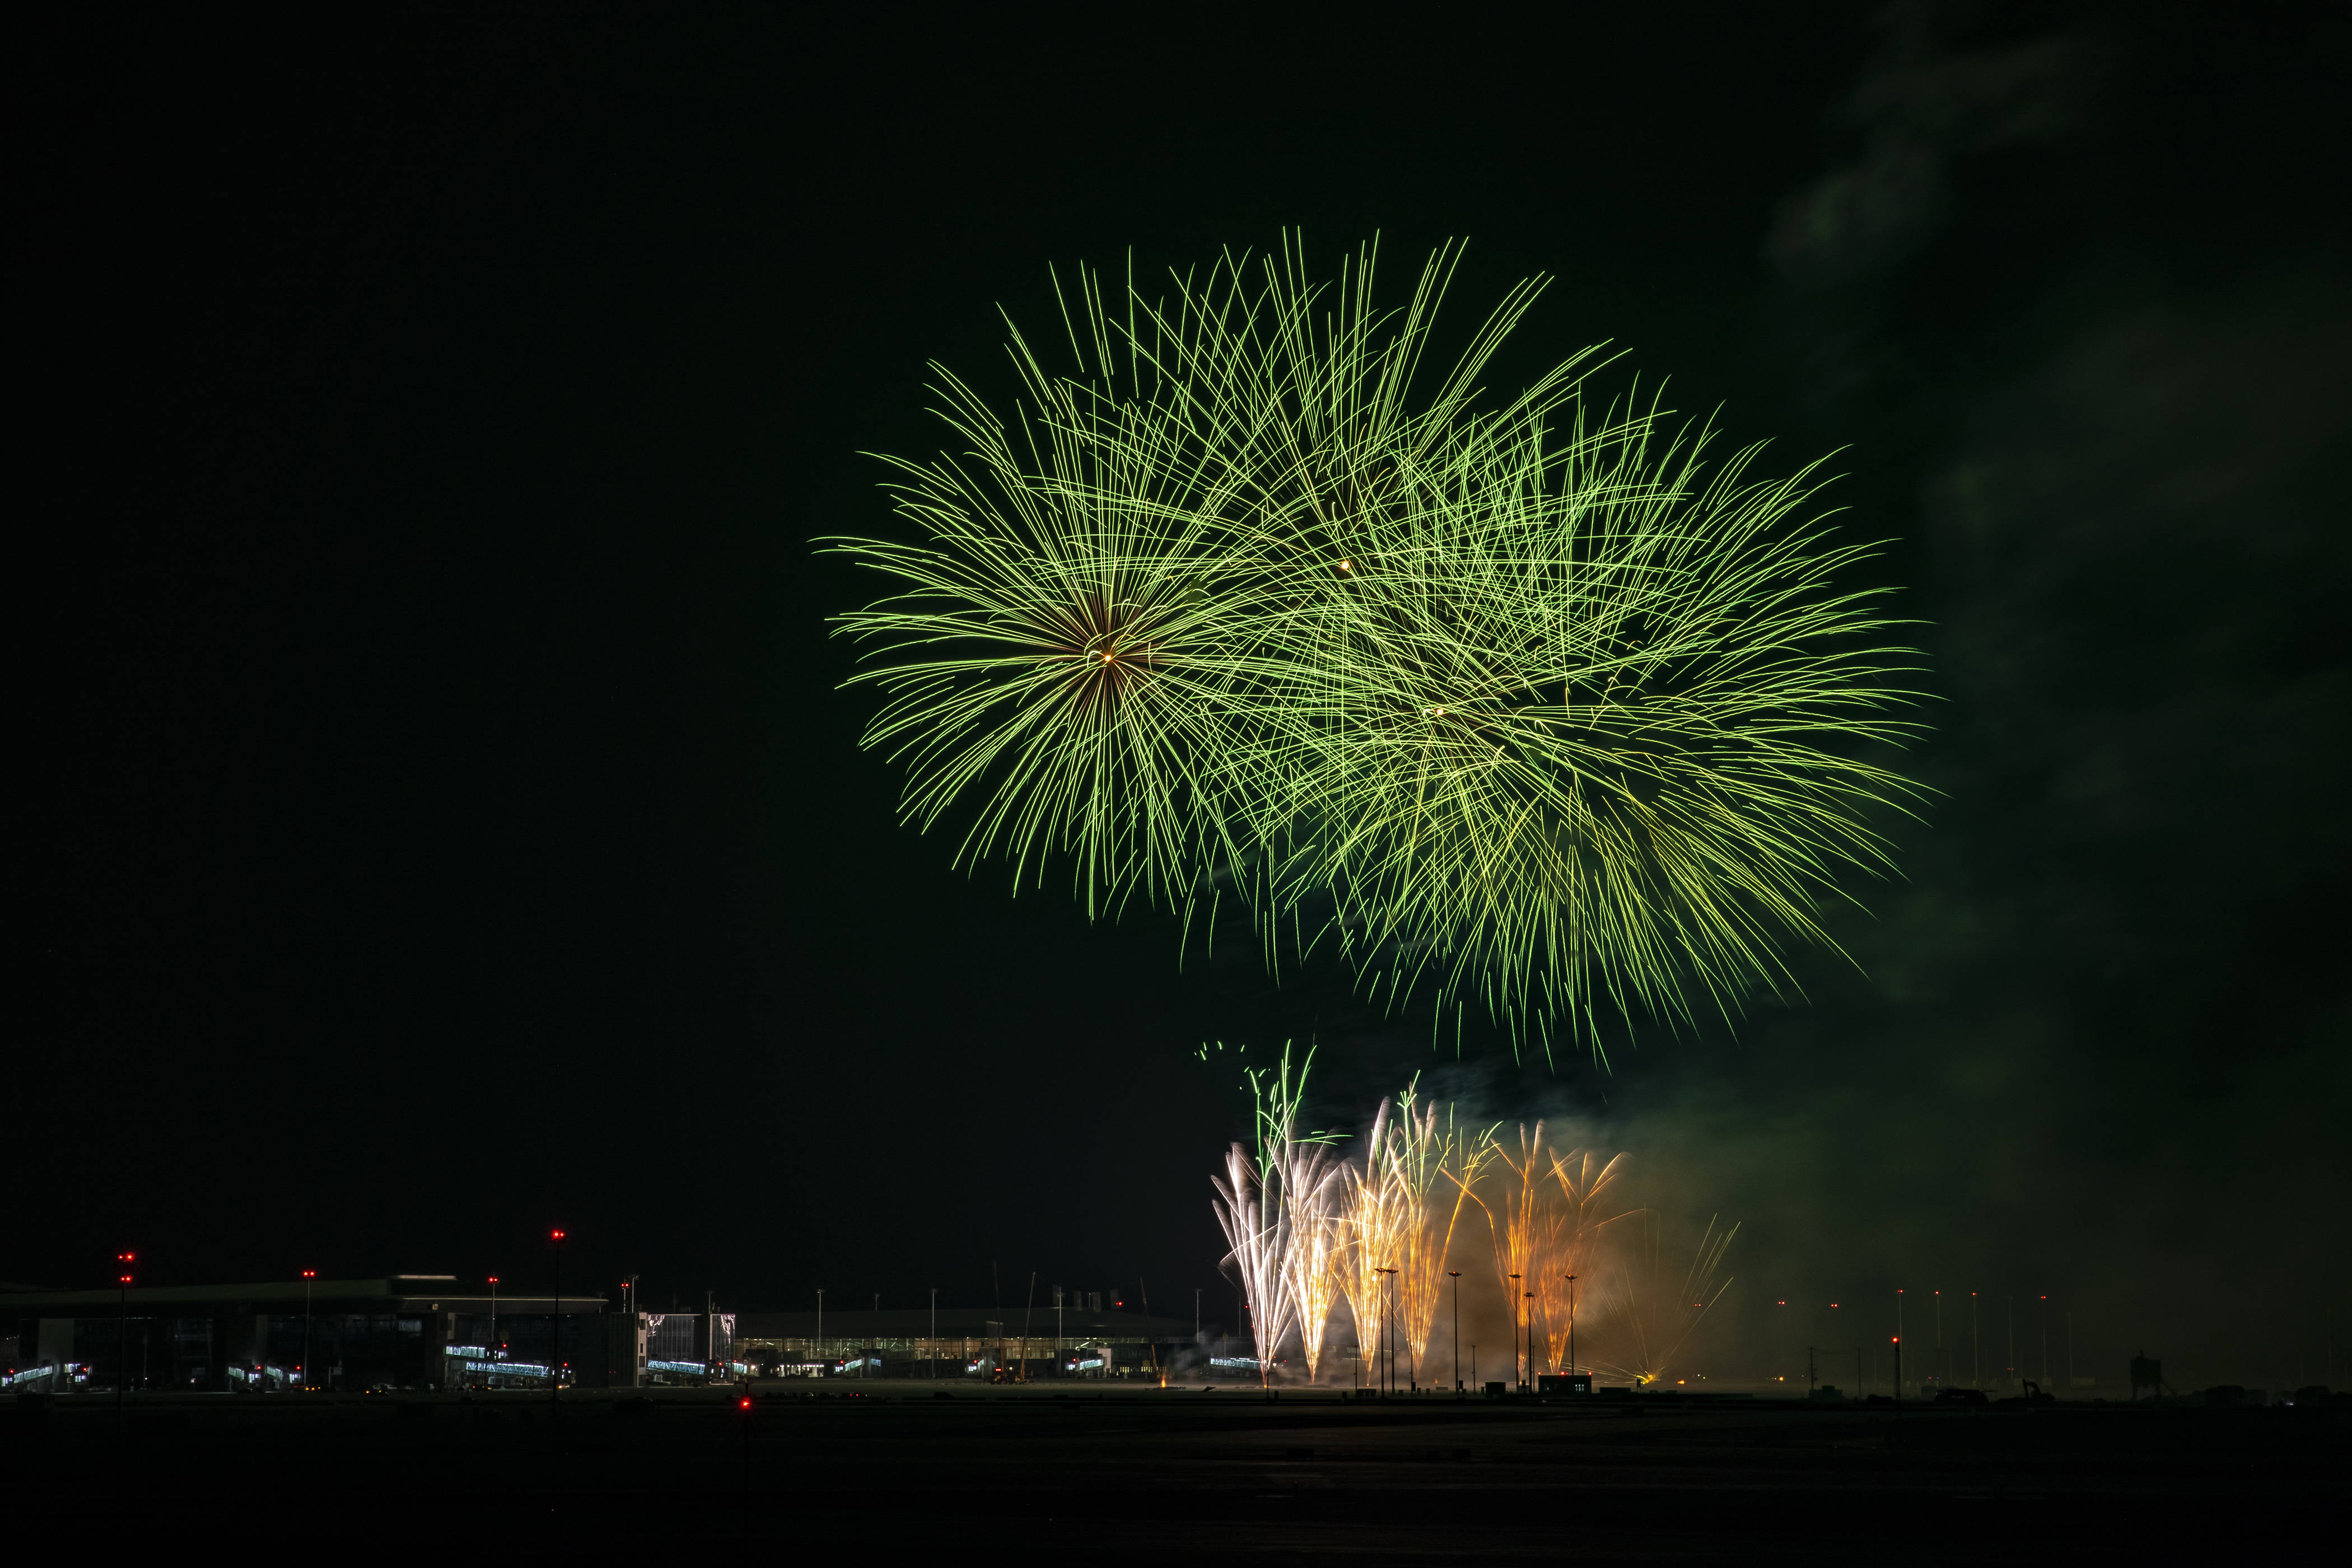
[[1524, 1291, 1535, 1390], [930, 1287, 937, 1380], [1566, 1274, 1578, 1382], [1508, 1273, 1522, 1390], [1896, 1289, 1905, 1397], [550, 1230, 566, 1406], [1374, 1268, 1398, 1397], [816, 1289, 824, 1371], [115, 1253, 134, 1423], [302, 1271, 316, 1392], [1448, 1271, 1462, 1393], [620, 1274, 637, 1388], [1971, 1291, 1980, 1387], [874, 1292, 881, 1379], [1892, 1335, 1902, 1416], [1934, 1290, 1943, 1389]]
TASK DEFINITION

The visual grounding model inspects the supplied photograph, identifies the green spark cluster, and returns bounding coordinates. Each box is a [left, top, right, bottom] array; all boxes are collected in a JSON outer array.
[[825, 237, 1925, 1053]]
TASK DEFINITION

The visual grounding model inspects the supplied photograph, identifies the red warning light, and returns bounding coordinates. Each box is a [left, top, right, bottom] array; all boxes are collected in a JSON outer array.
[[738, 1397, 752, 1410], [551, 1230, 567, 1241]]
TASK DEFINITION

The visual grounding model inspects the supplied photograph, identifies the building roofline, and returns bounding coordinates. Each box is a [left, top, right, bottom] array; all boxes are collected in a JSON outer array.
[[731, 1308, 1206, 1338], [0, 1277, 606, 1313]]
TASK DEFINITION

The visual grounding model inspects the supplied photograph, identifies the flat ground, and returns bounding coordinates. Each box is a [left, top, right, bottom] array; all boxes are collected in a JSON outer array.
[[6, 1383, 2342, 1558]]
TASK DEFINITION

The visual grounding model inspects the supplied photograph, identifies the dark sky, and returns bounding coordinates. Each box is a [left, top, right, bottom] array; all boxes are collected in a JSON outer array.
[[21, 3, 2349, 1384]]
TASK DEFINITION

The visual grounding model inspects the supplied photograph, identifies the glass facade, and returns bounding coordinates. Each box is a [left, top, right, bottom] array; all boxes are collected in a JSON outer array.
[[4, 1282, 615, 1393]]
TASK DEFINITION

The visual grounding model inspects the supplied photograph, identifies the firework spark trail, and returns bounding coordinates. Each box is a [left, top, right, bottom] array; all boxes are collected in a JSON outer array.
[[1282, 1160, 1344, 1383], [1459, 1128, 1636, 1378], [1269, 1049, 1348, 1385], [1468, 1124, 1558, 1383], [1210, 1042, 1341, 1383], [1387, 1083, 1491, 1384], [1536, 1148, 1634, 1374], [832, 237, 1927, 1048], [1209, 1144, 1286, 1387], [1592, 1211, 1740, 1386], [1335, 1096, 1404, 1384]]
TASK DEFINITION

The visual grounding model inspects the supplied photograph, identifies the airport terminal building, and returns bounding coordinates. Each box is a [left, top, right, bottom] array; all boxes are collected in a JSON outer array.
[[4, 1277, 1216, 1392], [735, 1303, 1205, 1379], [2, 1276, 620, 1393]]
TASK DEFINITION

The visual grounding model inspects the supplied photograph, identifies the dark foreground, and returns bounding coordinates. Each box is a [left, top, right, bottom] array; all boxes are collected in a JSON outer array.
[[7, 1385, 2344, 1559]]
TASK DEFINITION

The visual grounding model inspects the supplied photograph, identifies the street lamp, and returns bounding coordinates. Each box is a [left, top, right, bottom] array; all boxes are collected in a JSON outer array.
[[618, 1276, 637, 1388], [1896, 1288, 1905, 1397], [302, 1271, 316, 1393], [116, 1253, 134, 1421], [1373, 1268, 1398, 1397], [1566, 1274, 1578, 1382], [550, 1230, 566, 1405], [1448, 1271, 1463, 1393], [1524, 1291, 1535, 1391], [1508, 1274, 1522, 1390]]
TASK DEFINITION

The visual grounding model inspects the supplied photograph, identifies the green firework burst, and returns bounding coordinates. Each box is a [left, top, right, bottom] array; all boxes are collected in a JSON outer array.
[[825, 237, 1925, 1049], [1267, 407, 1925, 1049]]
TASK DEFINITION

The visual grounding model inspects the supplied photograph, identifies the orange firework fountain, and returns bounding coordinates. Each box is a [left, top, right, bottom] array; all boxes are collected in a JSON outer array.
[[1283, 1149, 1346, 1383], [1391, 1084, 1490, 1387], [1537, 1146, 1631, 1376], [1470, 1124, 1551, 1384], [1336, 1098, 1405, 1387]]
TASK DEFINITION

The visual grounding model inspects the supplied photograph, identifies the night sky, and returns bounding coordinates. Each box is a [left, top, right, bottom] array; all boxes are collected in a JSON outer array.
[[22, 4, 2349, 1387]]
